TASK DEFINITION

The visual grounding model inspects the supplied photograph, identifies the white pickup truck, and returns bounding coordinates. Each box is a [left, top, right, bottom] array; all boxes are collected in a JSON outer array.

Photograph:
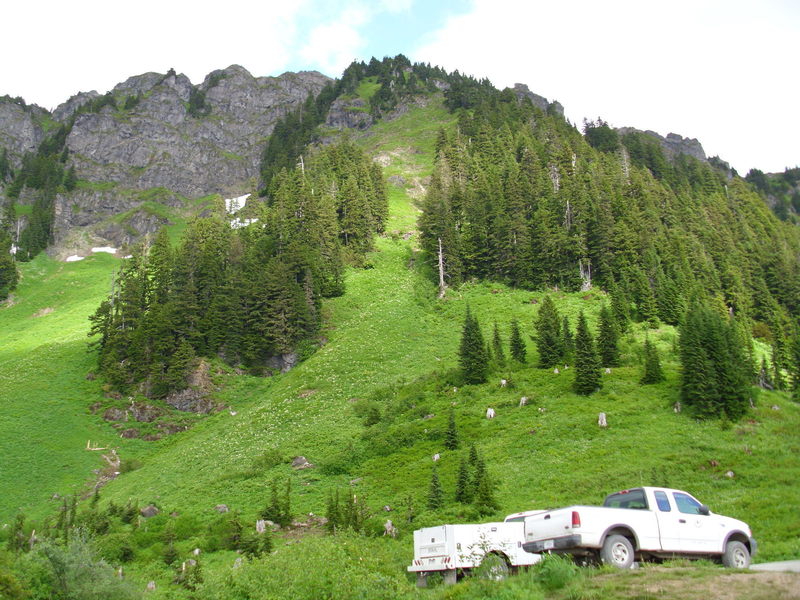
[[522, 487, 757, 569], [408, 510, 545, 586]]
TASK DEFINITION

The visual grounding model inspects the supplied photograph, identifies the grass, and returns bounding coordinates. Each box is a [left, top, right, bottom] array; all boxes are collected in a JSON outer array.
[[0, 95, 798, 599]]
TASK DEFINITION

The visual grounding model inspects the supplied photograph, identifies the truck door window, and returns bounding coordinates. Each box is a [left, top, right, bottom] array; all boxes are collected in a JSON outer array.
[[673, 492, 702, 514], [603, 489, 648, 509], [654, 491, 671, 512]]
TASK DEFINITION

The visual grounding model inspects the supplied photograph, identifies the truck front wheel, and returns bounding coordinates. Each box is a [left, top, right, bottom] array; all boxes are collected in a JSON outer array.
[[722, 541, 750, 569], [600, 535, 634, 569]]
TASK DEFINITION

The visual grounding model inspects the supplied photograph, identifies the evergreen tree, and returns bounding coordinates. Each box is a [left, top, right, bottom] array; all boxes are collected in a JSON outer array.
[[640, 337, 664, 384], [597, 304, 620, 367], [63, 165, 77, 191], [0, 230, 19, 301], [573, 311, 601, 395], [535, 296, 563, 368], [561, 316, 574, 364], [509, 318, 526, 363], [427, 467, 444, 510], [444, 409, 459, 450], [790, 330, 800, 398], [679, 304, 750, 419], [458, 307, 488, 384], [325, 490, 341, 534], [454, 457, 471, 503], [492, 322, 505, 365]]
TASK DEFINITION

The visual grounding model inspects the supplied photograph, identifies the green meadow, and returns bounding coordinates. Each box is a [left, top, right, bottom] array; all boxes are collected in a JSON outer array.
[[0, 96, 798, 598]]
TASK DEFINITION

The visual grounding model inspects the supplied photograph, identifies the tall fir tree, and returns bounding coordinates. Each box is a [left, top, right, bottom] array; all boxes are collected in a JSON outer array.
[[597, 304, 620, 367], [444, 409, 459, 450], [509, 319, 526, 363], [535, 295, 563, 368], [561, 316, 574, 365], [427, 466, 444, 510], [640, 337, 664, 384], [454, 457, 471, 503], [492, 322, 506, 366], [458, 307, 488, 384], [574, 311, 601, 395]]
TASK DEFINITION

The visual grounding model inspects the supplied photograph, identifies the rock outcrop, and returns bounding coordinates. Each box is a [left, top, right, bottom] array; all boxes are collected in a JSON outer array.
[[64, 66, 330, 199], [0, 99, 46, 168], [511, 83, 564, 116], [3, 66, 330, 253], [617, 127, 707, 162]]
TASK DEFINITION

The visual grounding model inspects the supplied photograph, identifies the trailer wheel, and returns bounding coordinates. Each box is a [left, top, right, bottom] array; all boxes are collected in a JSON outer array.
[[722, 541, 750, 569], [600, 535, 634, 569], [479, 553, 510, 581], [415, 572, 428, 588]]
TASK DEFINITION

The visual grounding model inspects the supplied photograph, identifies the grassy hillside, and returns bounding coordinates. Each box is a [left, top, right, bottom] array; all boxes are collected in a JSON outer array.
[[1, 96, 798, 599]]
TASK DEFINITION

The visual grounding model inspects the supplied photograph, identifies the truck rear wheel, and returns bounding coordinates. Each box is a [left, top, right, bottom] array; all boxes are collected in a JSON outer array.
[[600, 535, 634, 569], [722, 541, 750, 569], [479, 553, 510, 580]]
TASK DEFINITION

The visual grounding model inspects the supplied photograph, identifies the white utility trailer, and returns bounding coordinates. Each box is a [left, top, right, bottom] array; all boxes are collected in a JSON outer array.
[[408, 510, 544, 587]]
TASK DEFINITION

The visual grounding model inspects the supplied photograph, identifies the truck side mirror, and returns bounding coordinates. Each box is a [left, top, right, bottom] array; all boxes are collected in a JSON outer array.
[[699, 504, 710, 516]]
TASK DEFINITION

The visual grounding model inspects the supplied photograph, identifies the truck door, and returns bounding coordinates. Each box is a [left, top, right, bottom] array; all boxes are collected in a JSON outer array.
[[652, 490, 683, 552], [672, 491, 716, 552]]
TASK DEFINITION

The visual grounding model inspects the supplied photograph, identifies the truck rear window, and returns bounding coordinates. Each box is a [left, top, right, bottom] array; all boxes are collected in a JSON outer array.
[[603, 489, 649, 510]]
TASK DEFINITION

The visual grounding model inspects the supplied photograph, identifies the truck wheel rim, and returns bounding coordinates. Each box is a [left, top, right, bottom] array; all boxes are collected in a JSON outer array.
[[733, 548, 746, 567], [612, 543, 629, 564]]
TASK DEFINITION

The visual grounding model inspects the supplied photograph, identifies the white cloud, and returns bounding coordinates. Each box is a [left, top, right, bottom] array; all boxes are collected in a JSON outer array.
[[1, 0, 310, 108], [299, 7, 370, 75], [412, 0, 800, 173]]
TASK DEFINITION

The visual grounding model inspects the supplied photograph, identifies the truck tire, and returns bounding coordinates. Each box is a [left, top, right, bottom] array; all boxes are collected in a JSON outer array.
[[479, 553, 510, 580], [722, 541, 750, 569], [600, 535, 634, 569], [415, 572, 428, 588]]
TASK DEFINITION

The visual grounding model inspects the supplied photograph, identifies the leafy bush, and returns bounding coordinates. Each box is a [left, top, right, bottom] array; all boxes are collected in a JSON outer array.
[[533, 553, 581, 591]]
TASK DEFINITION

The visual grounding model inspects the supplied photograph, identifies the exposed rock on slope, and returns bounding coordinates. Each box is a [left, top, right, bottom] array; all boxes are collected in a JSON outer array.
[[63, 66, 331, 198], [0, 99, 46, 168], [617, 126, 707, 162]]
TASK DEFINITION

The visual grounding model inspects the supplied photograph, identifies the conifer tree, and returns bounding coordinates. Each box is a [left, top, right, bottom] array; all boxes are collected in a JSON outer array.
[[0, 230, 19, 301], [790, 331, 800, 399], [458, 307, 488, 384], [574, 311, 601, 395], [492, 322, 505, 366], [427, 467, 444, 510], [325, 490, 341, 534], [509, 318, 526, 363], [679, 304, 750, 419], [561, 316, 574, 364], [640, 337, 664, 384], [535, 296, 563, 368], [444, 409, 459, 450], [597, 304, 620, 367], [455, 457, 471, 503]]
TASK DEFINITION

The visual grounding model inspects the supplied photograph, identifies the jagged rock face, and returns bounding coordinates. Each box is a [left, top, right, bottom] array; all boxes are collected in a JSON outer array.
[[512, 83, 564, 116], [52, 91, 100, 122], [65, 67, 331, 199], [0, 101, 45, 168], [52, 187, 182, 256], [326, 97, 374, 130], [617, 127, 707, 162]]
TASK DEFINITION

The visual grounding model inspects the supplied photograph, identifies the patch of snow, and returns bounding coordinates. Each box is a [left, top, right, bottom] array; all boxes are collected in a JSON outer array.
[[91, 247, 117, 254], [65, 255, 85, 262], [230, 217, 258, 230], [225, 193, 251, 214], [122, 255, 132, 259]]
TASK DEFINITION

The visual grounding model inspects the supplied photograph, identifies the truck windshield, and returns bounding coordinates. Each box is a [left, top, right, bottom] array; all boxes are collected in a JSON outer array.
[[603, 489, 649, 510]]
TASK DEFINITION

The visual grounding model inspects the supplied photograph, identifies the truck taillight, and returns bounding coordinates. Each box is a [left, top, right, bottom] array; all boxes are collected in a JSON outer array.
[[571, 511, 581, 528]]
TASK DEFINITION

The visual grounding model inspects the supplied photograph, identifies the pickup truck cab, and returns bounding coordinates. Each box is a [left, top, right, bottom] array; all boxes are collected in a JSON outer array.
[[522, 487, 756, 569], [408, 510, 545, 586]]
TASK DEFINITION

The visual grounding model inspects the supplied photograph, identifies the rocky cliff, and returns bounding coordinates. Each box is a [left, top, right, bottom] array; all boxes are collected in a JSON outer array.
[[1, 66, 330, 253], [62, 66, 330, 198], [617, 126, 707, 162]]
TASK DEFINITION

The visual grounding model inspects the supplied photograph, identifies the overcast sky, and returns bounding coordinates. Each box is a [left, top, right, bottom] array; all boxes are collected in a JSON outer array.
[[2, 0, 797, 174]]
